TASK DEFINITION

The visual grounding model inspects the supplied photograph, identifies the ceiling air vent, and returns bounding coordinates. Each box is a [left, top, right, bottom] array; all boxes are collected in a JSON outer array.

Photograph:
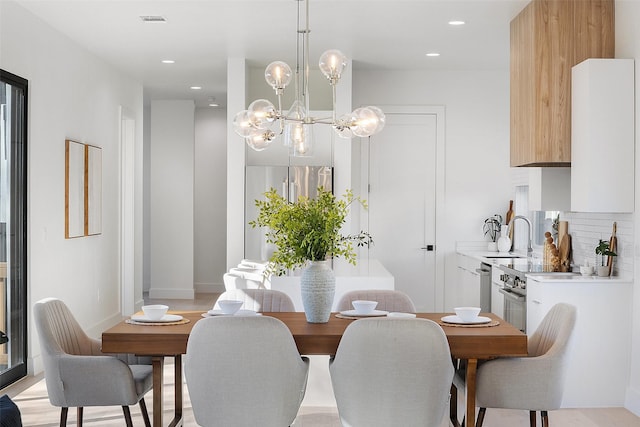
[[139, 15, 167, 23]]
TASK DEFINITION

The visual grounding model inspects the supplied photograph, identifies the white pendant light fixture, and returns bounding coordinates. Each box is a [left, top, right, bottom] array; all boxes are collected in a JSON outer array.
[[232, 0, 385, 156]]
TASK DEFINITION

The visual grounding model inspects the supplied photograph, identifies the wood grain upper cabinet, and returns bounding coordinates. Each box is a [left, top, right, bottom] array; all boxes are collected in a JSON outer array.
[[510, 0, 614, 167]]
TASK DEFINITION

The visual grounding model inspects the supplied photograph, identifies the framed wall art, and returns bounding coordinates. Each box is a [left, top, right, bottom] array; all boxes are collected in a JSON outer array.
[[65, 139, 102, 238]]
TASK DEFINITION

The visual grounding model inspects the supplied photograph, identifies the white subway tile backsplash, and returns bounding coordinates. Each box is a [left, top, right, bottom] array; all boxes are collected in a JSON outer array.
[[562, 212, 633, 278]]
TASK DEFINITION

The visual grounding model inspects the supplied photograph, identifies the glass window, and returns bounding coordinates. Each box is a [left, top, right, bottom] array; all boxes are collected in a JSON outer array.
[[0, 69, 28, 389]]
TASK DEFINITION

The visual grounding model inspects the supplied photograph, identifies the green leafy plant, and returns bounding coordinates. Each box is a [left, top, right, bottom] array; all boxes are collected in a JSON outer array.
[[483, 214, 503, 242], [250, 187, 373, 276], [595, 239, 616, 266]]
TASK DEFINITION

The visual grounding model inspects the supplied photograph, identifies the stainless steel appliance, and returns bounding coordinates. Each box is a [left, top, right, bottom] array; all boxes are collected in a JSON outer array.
[[245, 165, 333, 261], [497, 259, 578, 333], [497, 264, 528, 333]]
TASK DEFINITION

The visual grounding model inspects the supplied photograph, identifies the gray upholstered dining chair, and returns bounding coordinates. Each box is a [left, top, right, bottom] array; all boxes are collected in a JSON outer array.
[[474, 303, 577, 427], [213, 288, 295, 312], [335, 289, 416, 313], [329, 317, 454, 427], [185, 316, 309, 427], [33, 298, 152, 427]]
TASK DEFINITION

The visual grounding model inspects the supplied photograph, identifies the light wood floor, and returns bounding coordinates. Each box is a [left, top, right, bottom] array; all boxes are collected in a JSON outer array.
[[3, 293, 640, 426]]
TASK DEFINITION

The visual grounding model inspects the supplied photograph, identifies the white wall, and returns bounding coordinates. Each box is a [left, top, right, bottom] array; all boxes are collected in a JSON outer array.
[[194, 107, 227, 293], [616, 0, 640, 416], [0, 2, 144, 373], [226, 58, 248, 270], [149, 100, 195, 299], [353, 68, 512, 309]]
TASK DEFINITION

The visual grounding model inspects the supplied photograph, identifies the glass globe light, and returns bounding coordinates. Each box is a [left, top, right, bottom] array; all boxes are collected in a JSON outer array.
[[319, 49, 348, 83], [232, 110, 254, 137], [351, 107, 379, 137], [265, 61, 293, 91], [248, 99, 276, 129], [366, 106, 386, 134], [246, 129, 275, 151]]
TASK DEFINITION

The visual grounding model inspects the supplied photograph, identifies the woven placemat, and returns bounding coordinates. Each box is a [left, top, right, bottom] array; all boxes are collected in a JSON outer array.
[[437, 319, 500, 328], [126, 318, 191, 326]]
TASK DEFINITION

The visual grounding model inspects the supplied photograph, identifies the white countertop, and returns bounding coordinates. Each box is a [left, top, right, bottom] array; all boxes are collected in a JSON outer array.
[[458, 249, 631, 283], [526, 274, 631, 283]]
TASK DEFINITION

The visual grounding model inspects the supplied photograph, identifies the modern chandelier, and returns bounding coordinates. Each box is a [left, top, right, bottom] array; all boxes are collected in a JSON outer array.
[[232, 0, 385, 156]]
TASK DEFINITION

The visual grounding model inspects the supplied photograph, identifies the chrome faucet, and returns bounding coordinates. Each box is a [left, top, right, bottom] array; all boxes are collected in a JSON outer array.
[[508, 215, 533, 257]]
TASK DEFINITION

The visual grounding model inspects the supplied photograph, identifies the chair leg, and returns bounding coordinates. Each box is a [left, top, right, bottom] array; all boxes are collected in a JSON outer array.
[[139, 398, 152, 427], [77, 407, 83, 427], [541, 410, 549, 427], [529, 410, 537, 427], [122, 406, 134, 427], [59, 407, 68, 427], [476, 407, 486, 427], [450, 384, 461, 427]]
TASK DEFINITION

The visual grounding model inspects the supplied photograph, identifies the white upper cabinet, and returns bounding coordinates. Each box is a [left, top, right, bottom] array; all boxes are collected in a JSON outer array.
[[571, 58, 635, 213]]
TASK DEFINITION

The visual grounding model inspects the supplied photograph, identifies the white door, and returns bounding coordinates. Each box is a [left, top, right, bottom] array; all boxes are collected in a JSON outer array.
[[365, 109, 440, 311]]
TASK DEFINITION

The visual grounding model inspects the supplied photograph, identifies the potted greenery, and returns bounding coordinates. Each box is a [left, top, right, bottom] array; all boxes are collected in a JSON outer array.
[[595, 239, 616, 277], [250, 187, 372, 322], [483, 214, 503, 251]]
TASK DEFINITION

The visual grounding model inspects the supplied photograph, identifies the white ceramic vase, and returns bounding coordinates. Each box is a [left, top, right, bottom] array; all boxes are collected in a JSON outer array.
[[300, 260, 335, 323]]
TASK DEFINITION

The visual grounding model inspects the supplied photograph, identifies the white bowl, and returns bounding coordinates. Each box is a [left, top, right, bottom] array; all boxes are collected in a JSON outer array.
[[218, 300, 244, 315], [142, 304, 169, 320], [579, 265, 595, 276], [454, 306, 481, 322], [352, 300, 378, 315]]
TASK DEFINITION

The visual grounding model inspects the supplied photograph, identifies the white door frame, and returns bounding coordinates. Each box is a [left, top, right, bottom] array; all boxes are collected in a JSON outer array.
[[360, 105, 446, 310], [119, 106, 136, 315]]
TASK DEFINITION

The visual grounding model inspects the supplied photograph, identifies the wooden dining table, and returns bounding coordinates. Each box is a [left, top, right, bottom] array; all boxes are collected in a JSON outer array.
[[101, 311, 527, 427]]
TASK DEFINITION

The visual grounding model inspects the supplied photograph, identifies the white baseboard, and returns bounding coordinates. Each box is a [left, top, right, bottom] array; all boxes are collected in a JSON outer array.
[[625, 385, 640, 416], [29, 355, 43, 376]]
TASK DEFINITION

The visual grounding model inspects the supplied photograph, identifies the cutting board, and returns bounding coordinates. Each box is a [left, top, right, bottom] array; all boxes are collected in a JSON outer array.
[[607, 222, 617, 275], [559, 234, 571, 272]]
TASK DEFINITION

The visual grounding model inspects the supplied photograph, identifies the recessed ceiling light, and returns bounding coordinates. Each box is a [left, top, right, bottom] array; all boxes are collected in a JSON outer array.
[[208, 98, 219, 107], [140, 15, 167, 23], [449, 20, 465, 26], [162, 60, 175, 64], [426, 53, 440, 57], [190, 86, 202, 90]]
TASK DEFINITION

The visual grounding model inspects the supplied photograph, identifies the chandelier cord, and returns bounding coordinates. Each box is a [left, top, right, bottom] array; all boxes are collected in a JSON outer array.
[[303, 0, 310, 116]]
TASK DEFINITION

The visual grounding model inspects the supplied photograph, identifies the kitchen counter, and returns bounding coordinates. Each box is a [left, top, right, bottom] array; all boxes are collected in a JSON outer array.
[[527, 274, 631, 283], [456, 249, 527, 266]]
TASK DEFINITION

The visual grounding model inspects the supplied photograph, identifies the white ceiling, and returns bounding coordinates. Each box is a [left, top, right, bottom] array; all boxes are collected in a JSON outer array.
[[14, 0, 528, 107]]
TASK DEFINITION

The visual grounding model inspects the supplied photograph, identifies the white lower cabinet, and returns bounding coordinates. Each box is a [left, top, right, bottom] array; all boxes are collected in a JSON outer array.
[[526, 277, 632, 407]]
